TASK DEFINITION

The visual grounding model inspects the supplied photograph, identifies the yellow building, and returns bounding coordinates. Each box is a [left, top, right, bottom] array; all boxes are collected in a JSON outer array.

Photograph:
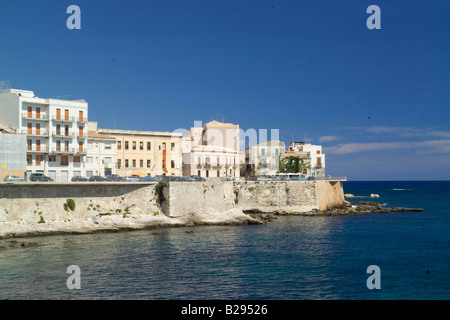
[[97, 128, 183, 177]]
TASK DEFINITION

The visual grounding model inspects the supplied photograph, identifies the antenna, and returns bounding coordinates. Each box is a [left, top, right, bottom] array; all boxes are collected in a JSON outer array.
[[57, 95, 69, 100]]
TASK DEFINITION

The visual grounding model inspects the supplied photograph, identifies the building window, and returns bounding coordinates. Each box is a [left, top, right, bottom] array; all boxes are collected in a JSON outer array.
[[198, 157, 201, 165], [118, 141, 121, 150], [140, 159, 143, 168], [86, 157, 93, 163], [261, 148, 265, 156], [105, 143, 111, 150], [132, 159, 136, 167], [140, 142, 143, 150], [27, 123, 32, 135], [171, 143, 175, 151], [171, 160, 175, 169], [49, 155, 56, 162], [27, 106, 32, 118], [104, 157, 112, 164], [275, 149, 279, 156], [125, 141, 129, 150], [79, 111, 83, 122], [217, 170, 220, 177], [79, 126, 83, 137], [73, 156, 81, 163], [56, 108, 61, 120], [125, 159, 129, 168], [198, 170, 201, 176], [64, 109, 69, 121], [56, 141, 61, 152], [65, 141, 69, 152], [147, 142, 151, 150], [206, 170, 209, 177], [316, 150, 321, 154], [132, 141, 136, 150], [27, 139, 32, 151], [217, 157, 220, 166], [65, 125, 69, 136], [147, 160, 151, 168], [205, 157, 210, 165], [61, 155, 69, 166], [36, 108, 40, 119], [117, 159, 121, 169], [27, 155, 32, 165], [56, 124, 61, 136]]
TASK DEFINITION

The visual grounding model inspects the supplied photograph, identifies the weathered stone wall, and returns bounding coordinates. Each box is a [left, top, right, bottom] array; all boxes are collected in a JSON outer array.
[[233, 181, 320, 213], [315, 180, 345, 211], [0, 180, 345, 224], [162, 181, 235, 217], [0, 182, 160, 224]]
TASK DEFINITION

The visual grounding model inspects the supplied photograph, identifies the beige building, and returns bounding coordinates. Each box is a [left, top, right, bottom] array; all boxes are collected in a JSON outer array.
[[98, 128, 183, 177], [182, 120, 240, 178]]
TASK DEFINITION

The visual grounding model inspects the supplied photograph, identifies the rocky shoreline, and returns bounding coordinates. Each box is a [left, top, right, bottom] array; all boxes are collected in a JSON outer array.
[[245, 200, 424, 222], [0, 201, 424, 245]]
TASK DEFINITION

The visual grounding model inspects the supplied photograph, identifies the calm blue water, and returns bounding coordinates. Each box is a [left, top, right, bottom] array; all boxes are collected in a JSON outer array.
[[0, 181, 449, 300]]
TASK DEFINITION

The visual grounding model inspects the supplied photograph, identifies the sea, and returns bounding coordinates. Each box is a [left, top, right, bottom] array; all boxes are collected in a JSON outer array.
[[0, 181, 449, 301]]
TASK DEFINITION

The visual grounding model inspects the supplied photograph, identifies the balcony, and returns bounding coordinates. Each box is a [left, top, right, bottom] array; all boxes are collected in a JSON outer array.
[[27, 147, 49, 153], [52, 115, 76, 122], [52, 132, 76, 139], [77, 117, 88, 123], [77, 148, 87, 155], [53, 148, 76, 155], [21, 129, 49, 137], [21, 112, 49, 121]]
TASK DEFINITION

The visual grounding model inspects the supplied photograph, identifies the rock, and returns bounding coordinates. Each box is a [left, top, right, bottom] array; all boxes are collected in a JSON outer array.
[[20, 242, 38, 247], [344, 194, 356, 198], [371, 194, 380, 198]]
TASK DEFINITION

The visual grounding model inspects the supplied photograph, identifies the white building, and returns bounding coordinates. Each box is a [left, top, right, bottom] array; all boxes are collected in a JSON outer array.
[[245, 141, 285, 177], [85, 122, 117, 178], [0, 125, 27, 181], [182, 121, 240, 178], [287, 141, 326, 177], [0, 88, 89, 181]]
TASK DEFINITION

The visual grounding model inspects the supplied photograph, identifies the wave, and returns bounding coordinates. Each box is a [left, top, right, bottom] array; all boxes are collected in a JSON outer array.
[[391, 188, 413, 191]]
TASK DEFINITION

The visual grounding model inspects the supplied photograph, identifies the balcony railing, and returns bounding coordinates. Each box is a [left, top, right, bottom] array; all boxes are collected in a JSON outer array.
[[27, 147, 49, 153], [52, 115, 76, 122], [78, 117, 88, 123], [21, 113, 49, 121], [52, 132, 76, 138], [77, 148, 87, 154], [53, 148, 76, 154], [21, 129, 49, 136]]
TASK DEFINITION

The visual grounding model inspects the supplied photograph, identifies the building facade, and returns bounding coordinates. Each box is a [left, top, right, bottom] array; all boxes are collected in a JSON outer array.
[[182, 121, 240, 178], [85, 122, 117, 178], [98, 128, 183, 177], [0, 126, 27, 181], [244, 141, 285, 177], [286, 141, 326, 177], [0, 88, 89, 181]]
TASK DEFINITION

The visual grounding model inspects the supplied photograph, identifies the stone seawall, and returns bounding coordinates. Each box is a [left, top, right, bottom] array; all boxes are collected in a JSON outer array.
[[0, 180, 345, 238], [162, 180, 345, 217]]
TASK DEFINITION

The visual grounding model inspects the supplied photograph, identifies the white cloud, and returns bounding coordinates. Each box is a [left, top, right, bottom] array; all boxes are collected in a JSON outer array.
[[318, 135, 339, 143], [324, 139, 450, 155]]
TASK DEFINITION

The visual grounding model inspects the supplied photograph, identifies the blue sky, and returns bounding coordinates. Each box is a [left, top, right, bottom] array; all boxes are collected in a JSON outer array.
[[1, 0, 449, 180]]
